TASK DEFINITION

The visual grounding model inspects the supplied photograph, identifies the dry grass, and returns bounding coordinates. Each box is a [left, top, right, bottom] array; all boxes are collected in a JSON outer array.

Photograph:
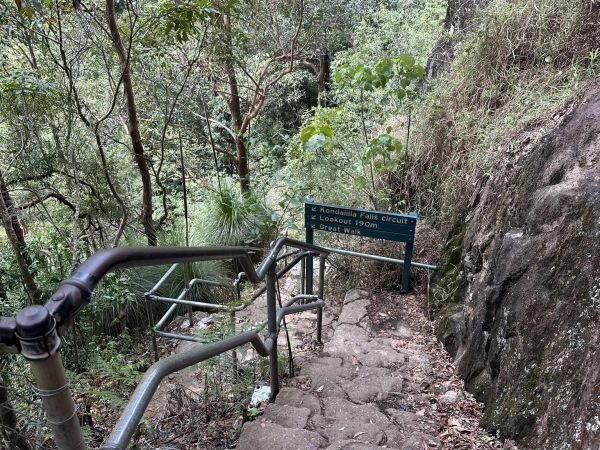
[[393, 0, 600, 231], [326, 223, 442, 293]]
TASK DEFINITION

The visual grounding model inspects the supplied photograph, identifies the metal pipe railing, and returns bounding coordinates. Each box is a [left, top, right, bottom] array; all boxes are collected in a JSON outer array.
[[323, 246, 438, 270], [266, 264, 279, 401], [99, 330, 270, 450], [146, 263, 178, 295], [145, 252, 314, 358], [101, 270, 326, 449], [250, 252, 309, 301], [0, 237, 330, 450], [149, 294, 232, 310]]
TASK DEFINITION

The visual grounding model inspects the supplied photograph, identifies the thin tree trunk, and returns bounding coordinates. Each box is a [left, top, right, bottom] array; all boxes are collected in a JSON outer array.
[[223, 14, 250, 192], [0, 172, 40, 304], [316, 53, 330, 107], [225, 65, 250, 192], [105, 0, 156, 245], [0, 367, 32, 450], [234, 137, 249, 192], [52, 4, 128, 246]]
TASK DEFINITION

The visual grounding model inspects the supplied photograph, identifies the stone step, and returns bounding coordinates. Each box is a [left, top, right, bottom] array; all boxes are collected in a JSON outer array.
[[236, 420, 327, 450], [235, 289, 492, 449]]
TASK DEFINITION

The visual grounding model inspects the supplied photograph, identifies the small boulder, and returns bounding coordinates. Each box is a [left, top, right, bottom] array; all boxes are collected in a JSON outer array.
[[438, 390, 460, 405]]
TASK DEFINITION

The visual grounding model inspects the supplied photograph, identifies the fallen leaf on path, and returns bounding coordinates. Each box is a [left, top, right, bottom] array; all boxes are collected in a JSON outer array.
[[448, 417, 462, 426]]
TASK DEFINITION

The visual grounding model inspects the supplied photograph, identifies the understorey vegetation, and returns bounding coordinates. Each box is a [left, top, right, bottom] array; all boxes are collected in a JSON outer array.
[[0, 0, 445, 447], [1, 0, 599, 447]]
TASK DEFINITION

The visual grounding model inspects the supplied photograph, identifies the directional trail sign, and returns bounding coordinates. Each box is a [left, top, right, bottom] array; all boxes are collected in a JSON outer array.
[[304, 200, 417, 292], [304, 201, 416, 243]]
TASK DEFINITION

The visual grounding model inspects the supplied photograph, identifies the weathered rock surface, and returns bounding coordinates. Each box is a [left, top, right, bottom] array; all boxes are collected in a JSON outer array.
[[236, 421, 327, 450], [433, 84, 600, 448]]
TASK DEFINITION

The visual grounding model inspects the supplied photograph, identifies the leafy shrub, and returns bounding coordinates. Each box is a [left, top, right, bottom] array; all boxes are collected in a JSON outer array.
[[195, 178, 277, 246]]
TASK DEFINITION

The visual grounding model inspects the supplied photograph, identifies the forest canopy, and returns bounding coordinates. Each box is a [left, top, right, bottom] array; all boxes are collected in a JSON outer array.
[[0, 0, 444, 310], [3, 0, 599, 447]]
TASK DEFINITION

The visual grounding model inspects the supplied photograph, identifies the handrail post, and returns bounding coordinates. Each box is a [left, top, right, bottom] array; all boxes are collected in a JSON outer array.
[[317, 255, 325, 344], [300, 258, 305, 296], [230, 310, 238, 380], [305, 228, 314, 296], [266, 263, 279, 400], [16, 305, 85, 450], [183, 262, 193, 327]]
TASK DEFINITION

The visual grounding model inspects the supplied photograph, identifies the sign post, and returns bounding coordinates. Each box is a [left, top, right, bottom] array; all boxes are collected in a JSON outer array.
[[304, 200, 417, 292], [305, 226, 314, 296]]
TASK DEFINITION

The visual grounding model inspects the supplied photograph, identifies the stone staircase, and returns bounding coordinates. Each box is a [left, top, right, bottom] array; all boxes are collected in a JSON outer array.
[[236, 288, 490, 450]]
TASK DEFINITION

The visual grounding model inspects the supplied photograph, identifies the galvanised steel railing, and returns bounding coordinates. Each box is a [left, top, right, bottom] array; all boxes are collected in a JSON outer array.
[[0, 237, 330, 450], [145, 248, 314, 359]]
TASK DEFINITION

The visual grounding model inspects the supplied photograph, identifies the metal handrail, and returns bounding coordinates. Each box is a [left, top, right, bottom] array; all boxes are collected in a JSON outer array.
[[0, 237, 330, 450], [35, 237, 325, 331], [101, 295, 326, 450], [146, 251, 314, 355], [323, 246, 438, 270]]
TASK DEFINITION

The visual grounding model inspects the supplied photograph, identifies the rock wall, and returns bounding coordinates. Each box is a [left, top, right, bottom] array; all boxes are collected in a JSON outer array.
[[425, 0, 488, 79], [443, 0, 488, 32], [433, 83, 600, 449]]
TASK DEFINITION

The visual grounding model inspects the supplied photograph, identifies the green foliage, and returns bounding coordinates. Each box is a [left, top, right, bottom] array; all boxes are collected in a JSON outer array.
[[157, 0, 226, 43], [285, 52, 424, 213], [296, 107, 342, 156], [334, 56, 425, 100], [363, 131, 404, 173], [336, 0, 446, 67], [0, 69, 57, 99], [71, 337, 144, 409], [197, 178, 277, 246]]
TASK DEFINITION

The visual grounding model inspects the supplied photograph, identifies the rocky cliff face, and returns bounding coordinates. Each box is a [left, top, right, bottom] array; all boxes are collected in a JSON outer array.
[[433, 83, 600, 448], [425, 0, 488, 79]]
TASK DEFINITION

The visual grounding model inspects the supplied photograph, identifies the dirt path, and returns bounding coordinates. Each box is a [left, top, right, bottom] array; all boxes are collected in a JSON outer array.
[[236, 289, 505, 450]]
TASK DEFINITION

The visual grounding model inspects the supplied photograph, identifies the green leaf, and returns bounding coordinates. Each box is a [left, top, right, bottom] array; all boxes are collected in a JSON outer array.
[[300, 125, 316, 144], [303, 133, 326, 151], [354, 176, 367, 190], [320, 125, 333, 138]]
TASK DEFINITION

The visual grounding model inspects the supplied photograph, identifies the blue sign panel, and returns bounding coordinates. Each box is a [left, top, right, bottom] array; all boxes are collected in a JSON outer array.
[[304, 200, 417, 293], [304, 200, 417, 243]]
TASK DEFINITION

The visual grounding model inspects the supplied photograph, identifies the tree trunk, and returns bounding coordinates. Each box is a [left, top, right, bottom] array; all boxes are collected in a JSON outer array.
[[105, 0, 156, 245], [223, 14, 250, 192], [0, 172, 40, 304], [316, 53, 330, 107], [0, 367, 32, 450], [234, 138, 249, 192]]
